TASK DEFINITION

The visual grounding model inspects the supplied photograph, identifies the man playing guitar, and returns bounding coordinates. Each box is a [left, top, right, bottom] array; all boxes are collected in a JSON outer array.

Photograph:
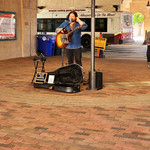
[[56, 11, 87, 66]]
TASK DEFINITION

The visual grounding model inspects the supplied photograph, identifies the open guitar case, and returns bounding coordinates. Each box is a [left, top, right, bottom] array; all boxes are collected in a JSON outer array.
[[33, 22, 84, 93], [33, 63, 83, 93]]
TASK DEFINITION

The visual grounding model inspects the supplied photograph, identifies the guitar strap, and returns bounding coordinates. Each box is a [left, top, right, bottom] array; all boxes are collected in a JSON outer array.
[[70, 22, 76, 31]]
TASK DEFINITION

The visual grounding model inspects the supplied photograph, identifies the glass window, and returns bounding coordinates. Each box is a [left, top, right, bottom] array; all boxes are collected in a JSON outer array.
[[37, 19, 47, 32], [123, 15, 132, 26], [37, 18, 66, 32], [95, 18, 107, 32], [37, 18, 107, 32]]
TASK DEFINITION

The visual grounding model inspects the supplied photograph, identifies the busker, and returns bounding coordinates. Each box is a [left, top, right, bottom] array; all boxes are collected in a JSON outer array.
[[56, 11, 88, 66]]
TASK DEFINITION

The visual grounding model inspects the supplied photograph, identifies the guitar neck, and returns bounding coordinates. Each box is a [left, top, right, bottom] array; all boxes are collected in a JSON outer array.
[[67, 25, 82, 36]]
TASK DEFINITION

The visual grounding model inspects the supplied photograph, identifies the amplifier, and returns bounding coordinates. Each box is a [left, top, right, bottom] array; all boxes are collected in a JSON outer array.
[[89, 71, 103, 90]]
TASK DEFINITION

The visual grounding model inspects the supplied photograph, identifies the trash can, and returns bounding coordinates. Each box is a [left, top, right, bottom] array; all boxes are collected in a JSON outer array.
[[37, 35, 56, 56]]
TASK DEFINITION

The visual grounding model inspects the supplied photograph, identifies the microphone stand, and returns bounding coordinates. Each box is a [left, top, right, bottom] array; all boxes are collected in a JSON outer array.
[[58, 21, 72, 67]]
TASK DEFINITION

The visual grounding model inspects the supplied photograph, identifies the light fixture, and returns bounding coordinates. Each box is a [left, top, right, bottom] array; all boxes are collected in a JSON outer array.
[[146, 1, 150, 9], [113, 5, 119, 11], [37, 6, 46, 9]]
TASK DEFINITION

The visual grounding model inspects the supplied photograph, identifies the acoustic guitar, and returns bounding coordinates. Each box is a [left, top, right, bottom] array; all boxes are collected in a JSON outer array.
[[56, 25, 83, 48]]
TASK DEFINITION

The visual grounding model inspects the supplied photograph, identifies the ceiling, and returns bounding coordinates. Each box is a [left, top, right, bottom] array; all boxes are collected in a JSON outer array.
[[121, 0, 133, 10]]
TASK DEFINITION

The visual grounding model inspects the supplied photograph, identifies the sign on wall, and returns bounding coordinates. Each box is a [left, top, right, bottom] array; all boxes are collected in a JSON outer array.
[[0, 11, 16, 41]]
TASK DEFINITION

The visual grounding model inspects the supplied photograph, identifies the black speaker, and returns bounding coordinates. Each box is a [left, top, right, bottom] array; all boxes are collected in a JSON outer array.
[[89, 71, 103, 90]]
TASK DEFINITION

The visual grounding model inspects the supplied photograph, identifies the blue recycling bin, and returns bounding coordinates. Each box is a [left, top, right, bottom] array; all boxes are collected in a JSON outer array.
[[37, 35, 56, 56]]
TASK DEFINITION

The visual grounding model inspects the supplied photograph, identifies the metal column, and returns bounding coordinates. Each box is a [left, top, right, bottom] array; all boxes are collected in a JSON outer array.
[[89, 0, 96, 90]]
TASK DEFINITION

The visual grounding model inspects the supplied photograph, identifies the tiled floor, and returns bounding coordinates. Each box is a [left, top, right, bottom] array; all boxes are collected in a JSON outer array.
[[0, 55, 150, 149]]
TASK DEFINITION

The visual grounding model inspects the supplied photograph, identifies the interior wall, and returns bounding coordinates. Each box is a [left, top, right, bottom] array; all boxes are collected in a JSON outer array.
[[0, 0, 37, 60], [22, 0, 37, 57]]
